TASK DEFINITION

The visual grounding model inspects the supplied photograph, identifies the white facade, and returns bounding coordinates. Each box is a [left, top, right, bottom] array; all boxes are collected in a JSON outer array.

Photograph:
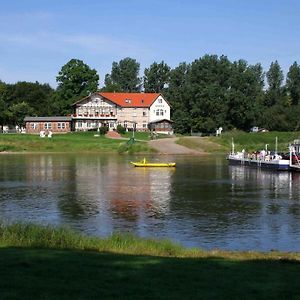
[[149, 95, 171, 122]]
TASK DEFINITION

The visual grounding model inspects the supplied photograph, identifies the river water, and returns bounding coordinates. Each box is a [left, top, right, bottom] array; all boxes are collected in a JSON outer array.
[[1, 153, 300, 251]]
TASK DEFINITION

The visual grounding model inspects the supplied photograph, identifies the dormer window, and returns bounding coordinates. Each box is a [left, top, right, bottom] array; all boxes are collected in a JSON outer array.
[[141, 99, 144, 103], [125, 99, 131, 104]]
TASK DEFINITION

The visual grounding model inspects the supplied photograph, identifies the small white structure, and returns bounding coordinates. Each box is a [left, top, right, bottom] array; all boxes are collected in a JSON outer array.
[[39, 130, 46, 138], [216, 127, 223, 136], [48, 130, 53, 138]]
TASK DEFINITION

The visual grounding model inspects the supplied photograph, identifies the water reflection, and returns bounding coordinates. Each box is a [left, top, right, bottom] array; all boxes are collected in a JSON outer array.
[[1, 154, 300, 251]]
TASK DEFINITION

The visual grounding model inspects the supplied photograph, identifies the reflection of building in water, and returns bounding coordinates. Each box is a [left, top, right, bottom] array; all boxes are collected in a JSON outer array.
[[23, 154, 174, 231], [106, 165, 174, 222]]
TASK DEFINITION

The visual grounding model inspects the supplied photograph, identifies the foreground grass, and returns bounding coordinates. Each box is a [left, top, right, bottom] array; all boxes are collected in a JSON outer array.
[[1, 223, 300, 299], [0, 132, 153, 153]]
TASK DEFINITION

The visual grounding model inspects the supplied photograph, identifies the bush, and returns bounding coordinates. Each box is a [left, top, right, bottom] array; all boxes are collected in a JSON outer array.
[[99, 126, 108, 135], [116, 124, 126, 134]]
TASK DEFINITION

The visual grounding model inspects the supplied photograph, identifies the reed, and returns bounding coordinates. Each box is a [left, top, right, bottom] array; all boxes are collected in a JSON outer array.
[[1, 222, 300, 261], [1, 223, 300, 299]]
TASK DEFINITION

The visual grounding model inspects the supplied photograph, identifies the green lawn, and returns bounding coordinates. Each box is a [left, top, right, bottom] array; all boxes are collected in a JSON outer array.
[[177, 131, 300, 154], [0, 132, 152, 153], [1, 223, 300, 299], [212, 130, 300, 153]]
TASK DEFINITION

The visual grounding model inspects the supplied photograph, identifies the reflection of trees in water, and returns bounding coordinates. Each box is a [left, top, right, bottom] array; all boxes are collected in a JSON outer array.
[[169, 162, 262, 229], [57, 155, 110, 219], [166, 160, 300, 250]]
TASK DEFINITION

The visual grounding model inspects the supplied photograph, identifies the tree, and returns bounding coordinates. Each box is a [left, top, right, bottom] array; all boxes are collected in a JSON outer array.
[[143, 61, 170, 92], [55, 59, 99, 114], [164, 62, 191, 133], [9, 101, 34, 127], [265, 61, 284, 106], [286, 62, 300, 105], [103, 57, 141, 92], [0, 81, 8, 128], [4, 81, 54, 116], [186, 55, 232, 133], [227, 61, 264, 130], [101, 74, 122, 92]]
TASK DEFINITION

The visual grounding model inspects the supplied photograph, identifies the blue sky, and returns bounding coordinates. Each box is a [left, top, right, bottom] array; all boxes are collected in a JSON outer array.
[[1, 0, 300, 87]]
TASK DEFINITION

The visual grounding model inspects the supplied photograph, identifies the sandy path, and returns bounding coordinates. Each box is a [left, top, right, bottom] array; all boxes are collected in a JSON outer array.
[[148, 137, 204, 155]]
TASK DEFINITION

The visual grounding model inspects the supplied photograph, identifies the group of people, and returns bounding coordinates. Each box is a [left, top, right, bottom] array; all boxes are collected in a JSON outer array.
[[245, 150, 282, 161]]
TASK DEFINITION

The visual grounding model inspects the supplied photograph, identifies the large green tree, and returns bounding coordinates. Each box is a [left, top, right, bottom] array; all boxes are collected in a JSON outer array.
[[55, 59, 99, 114], [164, 62, 191, 133], [103, 57, 141, 92], [0, 81, 8, 128], [143, 61, 170, 92], [4, 81, 54, 116], [187, 55, 232, 133], [227, 61, 264, 130], [9, 101, 34, 127], [286, 62, 300, 105], [265, 61, 284, 106]]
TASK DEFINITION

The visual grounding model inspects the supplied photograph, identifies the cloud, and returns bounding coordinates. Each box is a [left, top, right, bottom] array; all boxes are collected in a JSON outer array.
[[0, 31, 154, 58]]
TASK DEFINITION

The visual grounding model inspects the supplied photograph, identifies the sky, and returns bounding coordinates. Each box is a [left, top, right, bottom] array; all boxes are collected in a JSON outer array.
[[1, 0, 300, 88]]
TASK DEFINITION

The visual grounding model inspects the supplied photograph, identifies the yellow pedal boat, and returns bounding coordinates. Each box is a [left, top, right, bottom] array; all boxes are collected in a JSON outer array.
[[131, 158, 176, 167]]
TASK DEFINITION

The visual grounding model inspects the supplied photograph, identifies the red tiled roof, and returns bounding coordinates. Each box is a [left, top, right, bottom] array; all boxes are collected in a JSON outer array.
[[99, 92, 160, 107]]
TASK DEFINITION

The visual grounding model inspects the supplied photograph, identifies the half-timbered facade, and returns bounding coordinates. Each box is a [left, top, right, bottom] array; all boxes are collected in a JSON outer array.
[[72, 92, 172, 133]]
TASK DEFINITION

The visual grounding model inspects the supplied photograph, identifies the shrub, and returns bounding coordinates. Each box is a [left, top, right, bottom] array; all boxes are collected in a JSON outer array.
[[116, 124, 126, 134], [99, 126, 108, 135]]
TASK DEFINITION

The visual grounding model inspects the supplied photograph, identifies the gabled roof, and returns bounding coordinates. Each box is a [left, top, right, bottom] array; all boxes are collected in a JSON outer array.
[[148, 119, 174, 124], [99, 92, 160, 108], [24, 116, 72, 122]]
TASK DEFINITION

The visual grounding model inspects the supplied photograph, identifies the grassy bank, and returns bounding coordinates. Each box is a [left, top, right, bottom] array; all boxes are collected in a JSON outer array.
[[1, 223, 300, 299], [177, 131, 300, 154], [213, 130, 300, 153], [0, 132, 153, 153]]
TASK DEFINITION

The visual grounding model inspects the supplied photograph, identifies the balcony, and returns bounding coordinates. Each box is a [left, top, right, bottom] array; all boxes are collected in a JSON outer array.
[[71, 114, 117, 119]]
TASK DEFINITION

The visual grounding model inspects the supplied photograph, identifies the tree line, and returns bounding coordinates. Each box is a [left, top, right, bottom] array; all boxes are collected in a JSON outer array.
[[1, 55, 300, 133]]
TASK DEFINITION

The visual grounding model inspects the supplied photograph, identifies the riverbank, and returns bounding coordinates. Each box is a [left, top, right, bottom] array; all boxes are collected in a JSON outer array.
[[1, 223, 300, 299], [177, 130, 300, 154], [1, 130, 300, 155], [0, 132, 153, 154]]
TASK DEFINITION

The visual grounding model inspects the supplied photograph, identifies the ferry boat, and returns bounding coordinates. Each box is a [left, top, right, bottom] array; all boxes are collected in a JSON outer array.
[[131, 158, 176, 167], [227, 138, 290, 171], [288, 140, 300, 172]]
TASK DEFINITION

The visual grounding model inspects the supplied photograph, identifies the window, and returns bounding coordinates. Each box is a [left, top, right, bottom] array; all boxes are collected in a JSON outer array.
[[132, 108, 137, 117], [58, 122, 66, 129], [160, 109, 164, 116], [158, 98, 162, 103], [30, 123, 37, 129], [44, 122, 51, 129], [143, 111, 147, 116], [156, 110, 160, 116], [143, 123, 147, 128], [77, 121, 82, 128]]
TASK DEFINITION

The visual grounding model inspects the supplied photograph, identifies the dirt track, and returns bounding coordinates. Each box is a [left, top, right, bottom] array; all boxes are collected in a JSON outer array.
[[148, 137, 203, 155]]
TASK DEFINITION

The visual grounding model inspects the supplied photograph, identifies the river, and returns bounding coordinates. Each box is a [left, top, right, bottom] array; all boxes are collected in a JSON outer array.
[[1, 153, 300, 251]]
